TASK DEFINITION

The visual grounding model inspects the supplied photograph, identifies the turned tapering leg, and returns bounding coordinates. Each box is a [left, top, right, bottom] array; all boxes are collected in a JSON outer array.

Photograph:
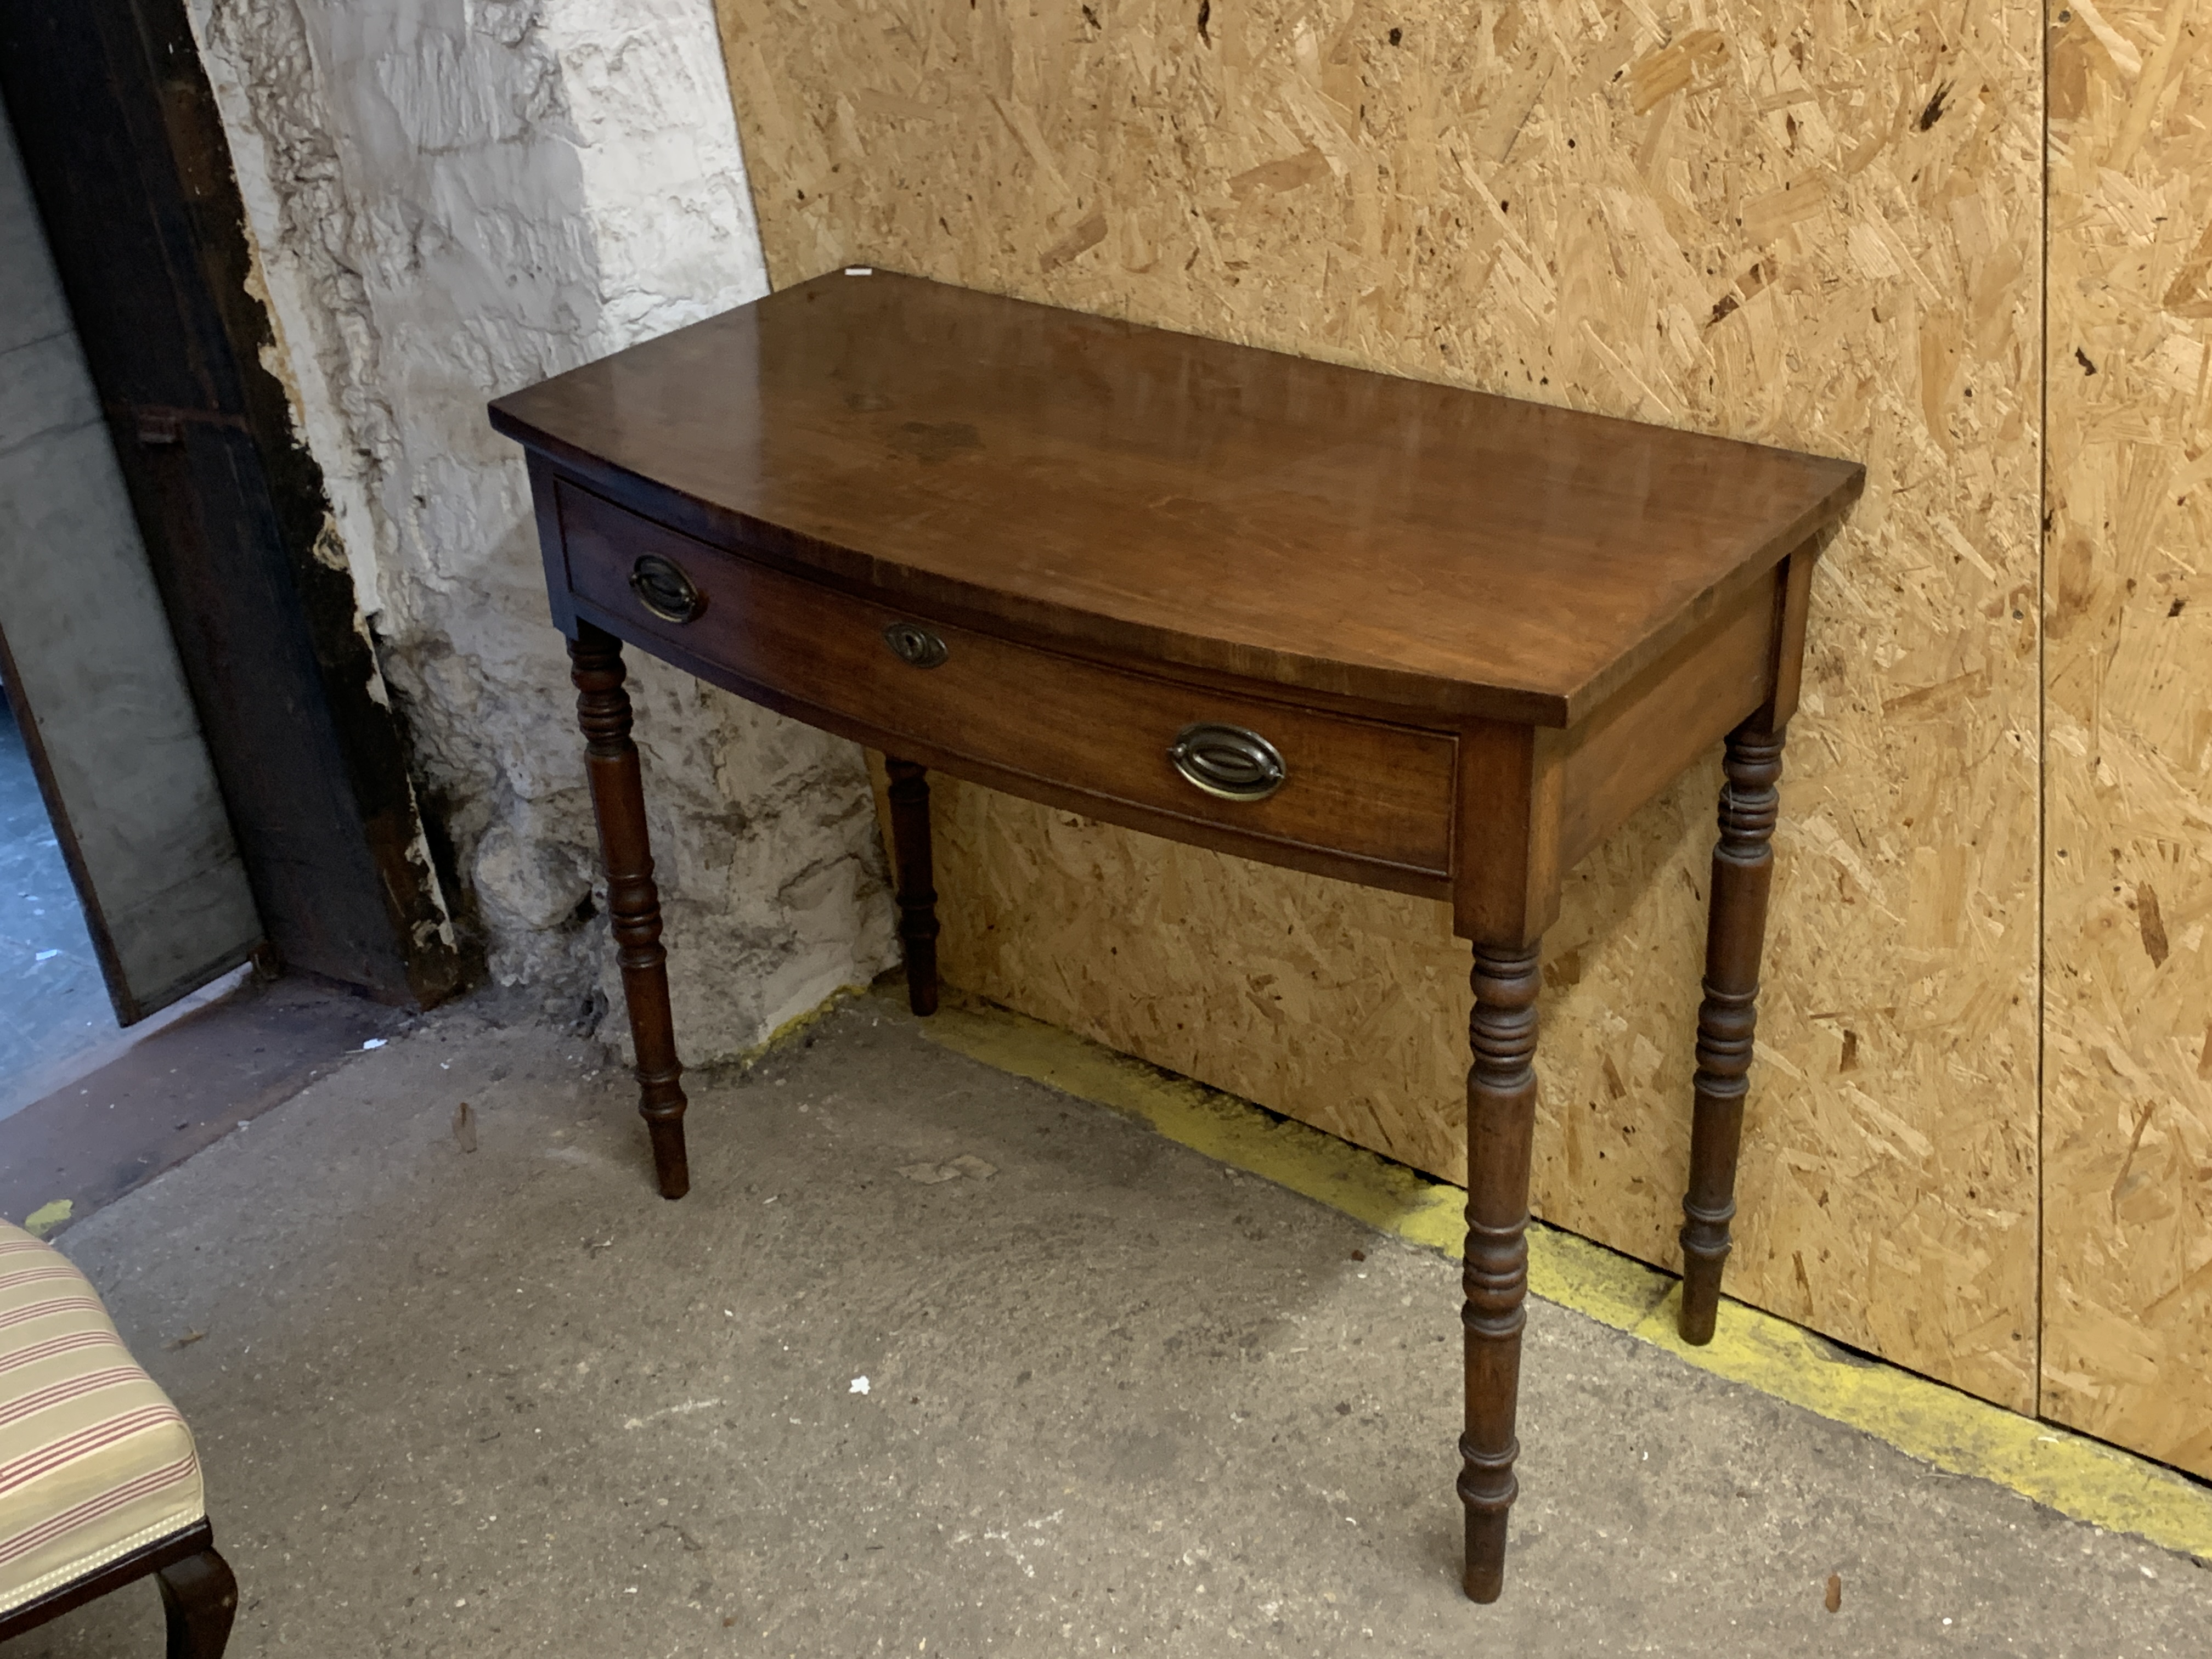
[[157, 1543, 238, 1658], [1678, 716, 1787, 1344], [884, 757, 940, 1017], [569, 621, 691, 1200], [1460, 941, 1543, 1604]]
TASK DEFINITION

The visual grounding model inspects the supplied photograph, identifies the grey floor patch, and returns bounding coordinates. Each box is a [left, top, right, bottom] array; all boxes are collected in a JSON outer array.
[[10, 997, 2207, 1656]]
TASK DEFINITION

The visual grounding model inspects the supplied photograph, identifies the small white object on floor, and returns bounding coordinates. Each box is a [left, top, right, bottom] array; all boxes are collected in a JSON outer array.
[[899, 1155, 997, 1184], [844, 266, 873, 276], [362, 1037, 387, 1050], [850, 1376, 870, 1395]]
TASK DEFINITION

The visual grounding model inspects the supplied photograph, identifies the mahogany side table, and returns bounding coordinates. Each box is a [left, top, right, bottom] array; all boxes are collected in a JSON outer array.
[[489, 269, 1864, 1601]]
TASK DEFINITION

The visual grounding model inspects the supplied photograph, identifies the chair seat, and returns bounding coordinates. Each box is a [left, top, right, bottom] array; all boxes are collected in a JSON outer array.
[[0, 1220, 204, 1617]]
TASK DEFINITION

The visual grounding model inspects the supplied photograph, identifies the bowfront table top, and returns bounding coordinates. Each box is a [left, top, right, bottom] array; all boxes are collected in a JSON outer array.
[[490, 268, 1865, 1604], [495, 270, 1859, 727]]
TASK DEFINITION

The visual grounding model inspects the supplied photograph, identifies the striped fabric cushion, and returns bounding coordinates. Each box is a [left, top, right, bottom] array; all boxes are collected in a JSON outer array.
[[0, 1220, 203, 1616]]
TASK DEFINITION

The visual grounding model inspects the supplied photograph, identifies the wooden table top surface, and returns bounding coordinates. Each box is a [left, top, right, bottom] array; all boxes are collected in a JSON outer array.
[[492, 270, 1863, 726]]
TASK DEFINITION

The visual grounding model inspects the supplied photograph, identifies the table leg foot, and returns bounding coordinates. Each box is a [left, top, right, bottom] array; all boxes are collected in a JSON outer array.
[[1462, 1504, 1511, 1604], [885, 757, 940, 1017], [643, 1110, 690, 1202], [571, 621, 691, 1200], [1461, 941, 1541, 1603], [1679, 718, 1785, 1344]]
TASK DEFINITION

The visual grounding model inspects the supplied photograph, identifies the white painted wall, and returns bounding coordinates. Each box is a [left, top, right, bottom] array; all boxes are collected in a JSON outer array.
[[187, 0, 895, 1052]]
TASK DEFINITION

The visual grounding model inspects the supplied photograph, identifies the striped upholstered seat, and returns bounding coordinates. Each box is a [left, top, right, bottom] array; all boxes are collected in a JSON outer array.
[[0, 1219, 204, 1618]]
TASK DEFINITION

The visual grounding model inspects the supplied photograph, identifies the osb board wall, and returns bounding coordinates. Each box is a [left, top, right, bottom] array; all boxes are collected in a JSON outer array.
[[718, 0, 2045, 1410], [2044, 2, 2212, 1480]]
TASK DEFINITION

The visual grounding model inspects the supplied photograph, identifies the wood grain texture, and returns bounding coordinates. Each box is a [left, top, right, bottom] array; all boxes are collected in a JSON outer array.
[[570, 623, 692, 1200], [551, 476, 1465, 887], [155, 1544, 240, 1659], [725, 0, 2044, 1408], [1680, 717, 1787, 1345], [494, 270, 1858, 724], [1460, 941, 1544, 1602], [885, 757, 943, 1016], [2043, 0, 2212, 1478]]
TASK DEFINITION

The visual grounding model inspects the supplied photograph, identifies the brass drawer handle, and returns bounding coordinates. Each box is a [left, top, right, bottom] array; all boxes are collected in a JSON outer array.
[[629, 554, 703, 623], [1169, 723, 1287, 802], [883, 620, 949, 668]]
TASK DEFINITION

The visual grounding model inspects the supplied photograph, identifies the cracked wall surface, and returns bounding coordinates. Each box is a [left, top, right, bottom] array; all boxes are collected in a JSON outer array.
[[187, 0, 896, 1053]]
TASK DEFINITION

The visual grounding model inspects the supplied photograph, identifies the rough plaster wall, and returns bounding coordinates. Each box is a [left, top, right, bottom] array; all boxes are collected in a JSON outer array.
[[185, 0, 897, 1053]]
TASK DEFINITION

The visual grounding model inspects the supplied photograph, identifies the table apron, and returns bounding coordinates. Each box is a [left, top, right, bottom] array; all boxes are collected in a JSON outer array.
[[556, 476, 1462, 888]]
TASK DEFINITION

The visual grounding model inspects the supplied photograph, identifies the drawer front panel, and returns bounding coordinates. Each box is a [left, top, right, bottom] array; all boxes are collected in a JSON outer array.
[[559, 481, 1457, 875]]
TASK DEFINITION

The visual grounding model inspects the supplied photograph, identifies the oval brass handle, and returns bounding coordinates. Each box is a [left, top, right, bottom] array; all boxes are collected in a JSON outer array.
[[629, 554, 703, 623], [882, 620, 949, 669], [1169, 723, 1287, 802]]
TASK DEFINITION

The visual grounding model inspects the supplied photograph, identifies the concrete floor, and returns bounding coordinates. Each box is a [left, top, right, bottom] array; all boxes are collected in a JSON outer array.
[[8, 991, 2208, 1657]]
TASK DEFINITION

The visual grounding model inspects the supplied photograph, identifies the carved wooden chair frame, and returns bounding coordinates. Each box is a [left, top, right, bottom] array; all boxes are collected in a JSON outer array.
[[0, 1519, 236, 1656]]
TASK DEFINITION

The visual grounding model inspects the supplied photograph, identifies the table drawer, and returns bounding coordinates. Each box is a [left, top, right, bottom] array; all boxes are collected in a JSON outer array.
[[557, 481, 1457, 876]]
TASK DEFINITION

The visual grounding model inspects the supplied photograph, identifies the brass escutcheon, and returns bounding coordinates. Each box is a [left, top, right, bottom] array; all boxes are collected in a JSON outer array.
[[882, 620, 949, 668]]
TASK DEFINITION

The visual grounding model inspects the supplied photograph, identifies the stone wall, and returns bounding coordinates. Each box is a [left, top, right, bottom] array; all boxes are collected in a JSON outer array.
[[185, 0, 896, 1051]]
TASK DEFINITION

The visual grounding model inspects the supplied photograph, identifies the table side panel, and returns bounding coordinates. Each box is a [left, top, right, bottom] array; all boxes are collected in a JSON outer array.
[[1556, 568, 1780, 871], [554, 477, 1460, 881], [527, 451, 579, 635]]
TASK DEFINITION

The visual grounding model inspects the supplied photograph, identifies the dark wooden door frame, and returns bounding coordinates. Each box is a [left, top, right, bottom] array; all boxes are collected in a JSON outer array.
[[0, 0, 460, 1006]]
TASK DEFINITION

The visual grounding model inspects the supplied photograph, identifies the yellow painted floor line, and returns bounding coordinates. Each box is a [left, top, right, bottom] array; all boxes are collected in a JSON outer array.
[[894, 986, 2212, 1564]]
